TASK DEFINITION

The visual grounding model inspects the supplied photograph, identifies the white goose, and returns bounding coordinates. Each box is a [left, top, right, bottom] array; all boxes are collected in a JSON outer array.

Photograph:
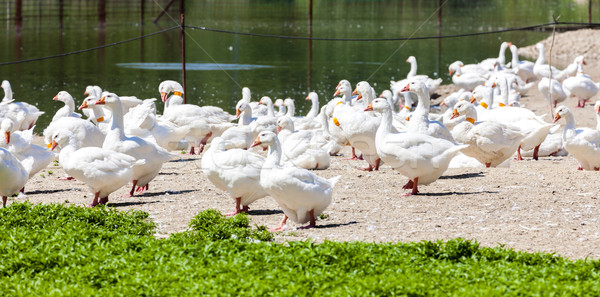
[[402, 56, 443, 93], [252, 131, 340, 231], [448, 62, 487, 91], [562, 61, 599, 108], [476, 78, 554, 160], [50, 130, 141, 207], [538, 77, 567, 111], [277, 116, 331, 170], [1, 127, 54, 187], [123, 99, 190, 151], [402, 81, 454, 142], [158, 80, 234, 154], [553, 105, 600, 170], [450, 101, 525, 167], [52, 91, 82, 121], [219, 100, 255, 150], [248, 96, 278, 138], [79, 95, 111, 134], [96, 93, 173, 196], [1, 80, 44, 131], [509, 44, 536, 82], [315, 105, 343, 156], [240, 86, 268, 116], [0, 147, 32, 207], [532, 43, 565, 80], [448, 60, 490, 79], [365, 98, 466, 195], [42, 117, 105, 151], [202, 137, 268, 215], [85, 85, 142, 114], [333, 81, 381, 171], [479, 42, 511, 71]]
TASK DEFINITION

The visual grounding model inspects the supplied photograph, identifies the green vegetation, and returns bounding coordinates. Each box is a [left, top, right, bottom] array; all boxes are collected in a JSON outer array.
[[0, 203, 599, 296]]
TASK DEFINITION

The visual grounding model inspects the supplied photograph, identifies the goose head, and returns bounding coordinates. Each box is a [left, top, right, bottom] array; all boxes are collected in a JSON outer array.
[[259, 96, 273, 106], [276, 116, 294, 133], [336, 79, 351, 90], [306, 92, 318, 102], [401, 80, 429, 97], [78, 95, 96, 110], [83, 85, 102, 99], [1, 118, 14, 144], [158, 80, 183, 103], [379, 90, 392, 100], [283, 98, 294, 108], [274, 98, 284, 108], [364, 98, 390, 113], [50, 130, 75, 151], [553, 105, 570, 123], [251, 131, 278, 149], [448, 61, 464, 76], [0, 80, 10, 90], [353, 81, 372, 101], [406, 56, 417, 64], [94, 93, 121, 110], [535, 43, 545, 52], [53, 91, 73, 104], [451, 101, 476, 123], [235, 100, 250, 118]]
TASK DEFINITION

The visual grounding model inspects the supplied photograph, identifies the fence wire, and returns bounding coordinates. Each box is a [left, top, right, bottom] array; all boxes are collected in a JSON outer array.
[[1, 21, 599, 66]]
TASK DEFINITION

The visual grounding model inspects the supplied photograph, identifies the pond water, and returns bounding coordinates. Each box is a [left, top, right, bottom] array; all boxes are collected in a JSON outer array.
[[0, 0, 595, 128]]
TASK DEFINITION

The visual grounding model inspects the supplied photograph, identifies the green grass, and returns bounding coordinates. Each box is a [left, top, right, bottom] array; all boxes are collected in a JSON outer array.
[[0, 203, 599, 296]]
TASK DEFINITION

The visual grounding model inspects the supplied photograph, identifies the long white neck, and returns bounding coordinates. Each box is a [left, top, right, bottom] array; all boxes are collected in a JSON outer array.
[[264, 139, 283, 169], [277, 104, 286, 116], [58, 138, 79, 166], [498, 79, 509, 106], [361, 89, 375, 105], [64, 98, 76, 114], [239, 107, 253, 126], [536, 45, 545, 65], [481, 87, 494, 109], [106, 102, 126, 140], [562, 112, 576, 140], [285, 103, 295, 117], [2, 85, 13, 101], [341, 88, 353, 105], [497, 43, 508, 65], [407, 60, 418, 78], [265, 101, 275, 117], [306, 97, 319, 118], [376, 106, 394, 143], [510, 46, 520, 69]]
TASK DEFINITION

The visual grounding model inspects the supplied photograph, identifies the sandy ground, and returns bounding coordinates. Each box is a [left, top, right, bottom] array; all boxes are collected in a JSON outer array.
[[11, 30, 600, 260]]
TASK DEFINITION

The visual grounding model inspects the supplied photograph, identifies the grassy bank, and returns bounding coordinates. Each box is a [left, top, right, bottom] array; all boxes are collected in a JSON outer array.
[[0, 203, 598, 296]]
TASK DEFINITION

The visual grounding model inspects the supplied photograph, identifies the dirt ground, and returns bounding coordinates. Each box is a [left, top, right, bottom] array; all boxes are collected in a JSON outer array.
[[12, 30, 600, 260]]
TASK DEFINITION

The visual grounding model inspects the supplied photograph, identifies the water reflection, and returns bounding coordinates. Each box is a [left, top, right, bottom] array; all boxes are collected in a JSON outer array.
[[116, 62, 274, 71]]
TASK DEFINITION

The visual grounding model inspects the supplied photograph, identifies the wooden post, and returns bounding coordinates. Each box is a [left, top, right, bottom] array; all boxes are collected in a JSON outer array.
[[588, 0, 592, 24], [307, 0, 313, 93], [154, 0, 176, 24], [98, 0, 106, 29], [437, 0, 442, 76], [15, 0, 22, 32], [59, 0, 64, 30], [141, 0, 145, 25], [180, 0, 186, 103]]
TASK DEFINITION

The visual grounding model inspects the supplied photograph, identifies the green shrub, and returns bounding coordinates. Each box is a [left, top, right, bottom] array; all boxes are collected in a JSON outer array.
[[0, 203, 599, 296]]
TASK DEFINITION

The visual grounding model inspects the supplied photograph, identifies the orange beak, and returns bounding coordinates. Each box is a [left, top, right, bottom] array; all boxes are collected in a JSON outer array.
[[50, 140, 58, 151], [364, 103, 373, 112], [4, 131, 9, 144], [305, 95, 310, 100], [553, 114, 561, 123], [79, 100, 88, 110], [491, 82, 497, 88], [583, 60, 587, 65], [250, 137, 262, 148], [235, 109, 242, 118], [401, 83, 410, 92], [440, 101, 447, 107], [507, 42, 513, 46], [450, 109, 460, 120], [52, 95, 59, 101], [277, 125, 282, 132], [595, 104, 600, 113], [405, 58, 410, 63], [160, 92, 168, 103], [470, 96, 477, 104], [449, 69, 454, 76], [352, 88, 358, 96], [355, 93, 363, 101], [84, 91, 89, 96], [333, 89, 341, 97], [96, 96, 106, 105]]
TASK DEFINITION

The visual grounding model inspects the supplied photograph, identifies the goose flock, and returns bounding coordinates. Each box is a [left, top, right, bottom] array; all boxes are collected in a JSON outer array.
[[1, 41, 600, 231]]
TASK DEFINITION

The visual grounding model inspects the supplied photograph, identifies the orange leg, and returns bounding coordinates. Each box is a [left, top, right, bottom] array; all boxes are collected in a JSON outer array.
[[270, 215, 288, 232]]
